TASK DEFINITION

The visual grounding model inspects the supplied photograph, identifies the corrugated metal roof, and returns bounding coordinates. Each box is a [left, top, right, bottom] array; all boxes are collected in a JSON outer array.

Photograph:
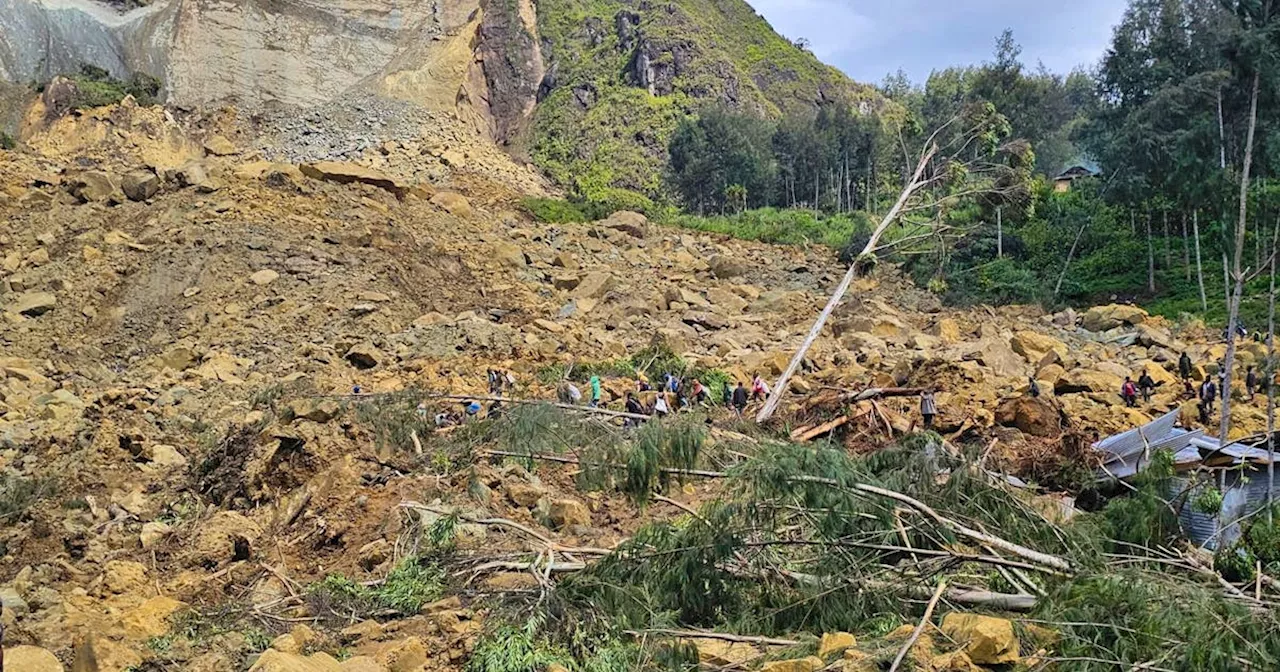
[[1093, 409, 1182, 462]]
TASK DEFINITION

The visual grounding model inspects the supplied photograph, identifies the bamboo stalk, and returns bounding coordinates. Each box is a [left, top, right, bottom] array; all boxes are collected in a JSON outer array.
[[888, 581, 947, 672]]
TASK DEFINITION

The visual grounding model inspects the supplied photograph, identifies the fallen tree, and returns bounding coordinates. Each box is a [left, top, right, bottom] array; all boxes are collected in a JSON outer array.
[[757, 103, 1031, 422]]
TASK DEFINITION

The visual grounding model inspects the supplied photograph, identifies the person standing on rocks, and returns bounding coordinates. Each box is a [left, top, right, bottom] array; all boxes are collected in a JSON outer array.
[[690, 378, 708, 406], [920, 390, 937, 430], [1179, 352, 1193, 381], [732, 382, 749, 416], [751, 375, 770, 402], [1028, 376, 1041, 398], [652, 390, 670, 417], [589, 375, 602, 408], [1121, 377, 1138, 408], [624, 392, 644, 426], [1247, 365, 1258, 401], [1200, 378, 1218, 416], [1138, 370, 1156, 403], [721, 381, 733, 407]]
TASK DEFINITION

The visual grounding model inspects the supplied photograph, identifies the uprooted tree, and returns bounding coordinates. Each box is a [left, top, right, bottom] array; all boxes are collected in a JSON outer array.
[[757, 102, 1032, 422]]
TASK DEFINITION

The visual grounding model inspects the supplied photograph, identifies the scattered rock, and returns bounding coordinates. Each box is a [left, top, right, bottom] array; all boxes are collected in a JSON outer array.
[[301, 161, 408, 196], [431, 191, 473, 217], [1082, 303, 1148, 331], [140, 521, 173, 549], [4, 645, 64, 672], [761, 656, 824, 672], [204, 135, 239, 156], [598, 210, 648, 237], [11, 291, 56, 316], [817, 632, 856, 658], [101, 560, 149, 594], [121, 170, 160, 201], [249, 649, 343, 672], [288, 398, 341, 423], [345, 343, 384, 370], [67, 171, 121, 203], [250, 269, 281, 286], [494, 242, 527, 268], [940, 613, 1020, 666], [547, 498, 590, 528], [708, 255, 746, 279], [572, 272, 615, 299]]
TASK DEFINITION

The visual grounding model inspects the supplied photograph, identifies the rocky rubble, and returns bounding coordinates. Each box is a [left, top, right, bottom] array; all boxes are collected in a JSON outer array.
[[0, 101, 1269, 671]]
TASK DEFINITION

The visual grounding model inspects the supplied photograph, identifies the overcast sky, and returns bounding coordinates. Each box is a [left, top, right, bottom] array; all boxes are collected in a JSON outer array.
[[749, 0, 1129, 85]]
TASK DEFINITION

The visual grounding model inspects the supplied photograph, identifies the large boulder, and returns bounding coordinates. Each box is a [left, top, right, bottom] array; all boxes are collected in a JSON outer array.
[[709, 255, 747, 279], [1055, 368, 1124, 395], [1082, 304, 1148, 331], [345, 343, 384, 370], [66, 170, 122, 203], [10, 291, 57, 316], [300, 161, 408, 195], [547, 498, 590, 528], [5, 645, 64, 672], [120, 170, 161, 201], [572, 272, 615, 299], [172, 160, 224, 192], [761, 657, 824, 672], [928, 318, 963, 344], [966, 339, 1025, 378], [940, 614, 1020, 666], [1010, 331, 1067, 363], [598, 210, 648, 237], [995, 396, 1065, 437], [248, 649, 342, 672]]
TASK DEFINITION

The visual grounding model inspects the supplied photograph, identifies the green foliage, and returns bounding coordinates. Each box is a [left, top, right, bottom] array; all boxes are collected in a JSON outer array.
[[67, 64, 163, 109], [1035, 570, 1280, 670], [521, 197, 589, 223], [1192, 486, 1225, 515], [0, 473, 57, 523], [0, 131, 14, 150], [307, 557, 446, 619], [671, 207, 871, 248], [468, 621, 572, 672], [1216, 542, 1258, 583], [1244, 509, 1280, 567], [530, 0, 882, 205], [1100, 450, 1179, 548], [668, 107, 777, 213], [351, 389, 431, 456]]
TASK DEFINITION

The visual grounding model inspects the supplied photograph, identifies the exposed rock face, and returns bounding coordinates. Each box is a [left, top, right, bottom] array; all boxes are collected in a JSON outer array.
[[476, 0, 544, 144]]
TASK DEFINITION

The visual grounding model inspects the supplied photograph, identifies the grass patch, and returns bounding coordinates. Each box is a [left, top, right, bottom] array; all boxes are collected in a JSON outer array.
[[0, 473, 57, 523], [64, 64, 162, 109], [307, 557, 446, 620], [670, 207, 870, 249]]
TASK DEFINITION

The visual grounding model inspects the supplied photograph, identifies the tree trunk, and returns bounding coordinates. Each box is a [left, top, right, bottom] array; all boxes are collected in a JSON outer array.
[[1147, 211, 1156, 294], [1268, 222, 1277, 519], [1054, 218, 1089, 299], [1195, 210, 1208, 312], [756, 143, 938, 423], [997, 206, 1003, 258], [1221, 70, 1262, 444], [1163, 209, 1172, 269], [1218, 87, 1228, 171], [1182, 211, 1191, 281]]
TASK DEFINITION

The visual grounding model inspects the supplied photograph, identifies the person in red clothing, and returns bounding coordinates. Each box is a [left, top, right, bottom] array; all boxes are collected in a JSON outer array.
[[1121, 377, 1138, 408]]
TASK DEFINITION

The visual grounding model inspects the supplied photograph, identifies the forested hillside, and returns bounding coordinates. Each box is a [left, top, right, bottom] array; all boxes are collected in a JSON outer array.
[[527, 0, 887, 213], [529, 0, 1280, 330]]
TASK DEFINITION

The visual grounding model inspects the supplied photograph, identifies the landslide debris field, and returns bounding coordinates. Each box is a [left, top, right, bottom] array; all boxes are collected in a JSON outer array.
[[4, 101, 1280, 672]]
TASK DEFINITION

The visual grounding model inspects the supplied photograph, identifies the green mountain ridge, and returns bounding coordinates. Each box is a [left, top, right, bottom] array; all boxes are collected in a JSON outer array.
[[526, 0, 892, 209]]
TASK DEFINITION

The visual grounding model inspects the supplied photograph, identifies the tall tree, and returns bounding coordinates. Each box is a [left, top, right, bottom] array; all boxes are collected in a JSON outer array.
[[1219, 0, 1277, 442]]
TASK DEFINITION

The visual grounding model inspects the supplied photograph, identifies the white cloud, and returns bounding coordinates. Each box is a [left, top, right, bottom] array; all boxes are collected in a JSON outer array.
[[746, 0, 1128, 84]]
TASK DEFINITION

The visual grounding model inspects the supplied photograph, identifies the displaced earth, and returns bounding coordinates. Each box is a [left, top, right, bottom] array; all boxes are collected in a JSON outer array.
[[0, 92, 1270, 671]]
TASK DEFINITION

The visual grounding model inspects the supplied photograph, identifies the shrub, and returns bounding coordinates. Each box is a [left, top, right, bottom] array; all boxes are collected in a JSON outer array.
[[0, 474, 57, 523], [66, 64, 163, 110], [521, 197, 588, 223], [0, 132, 14, 150], [307, 556, 445, 619]]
